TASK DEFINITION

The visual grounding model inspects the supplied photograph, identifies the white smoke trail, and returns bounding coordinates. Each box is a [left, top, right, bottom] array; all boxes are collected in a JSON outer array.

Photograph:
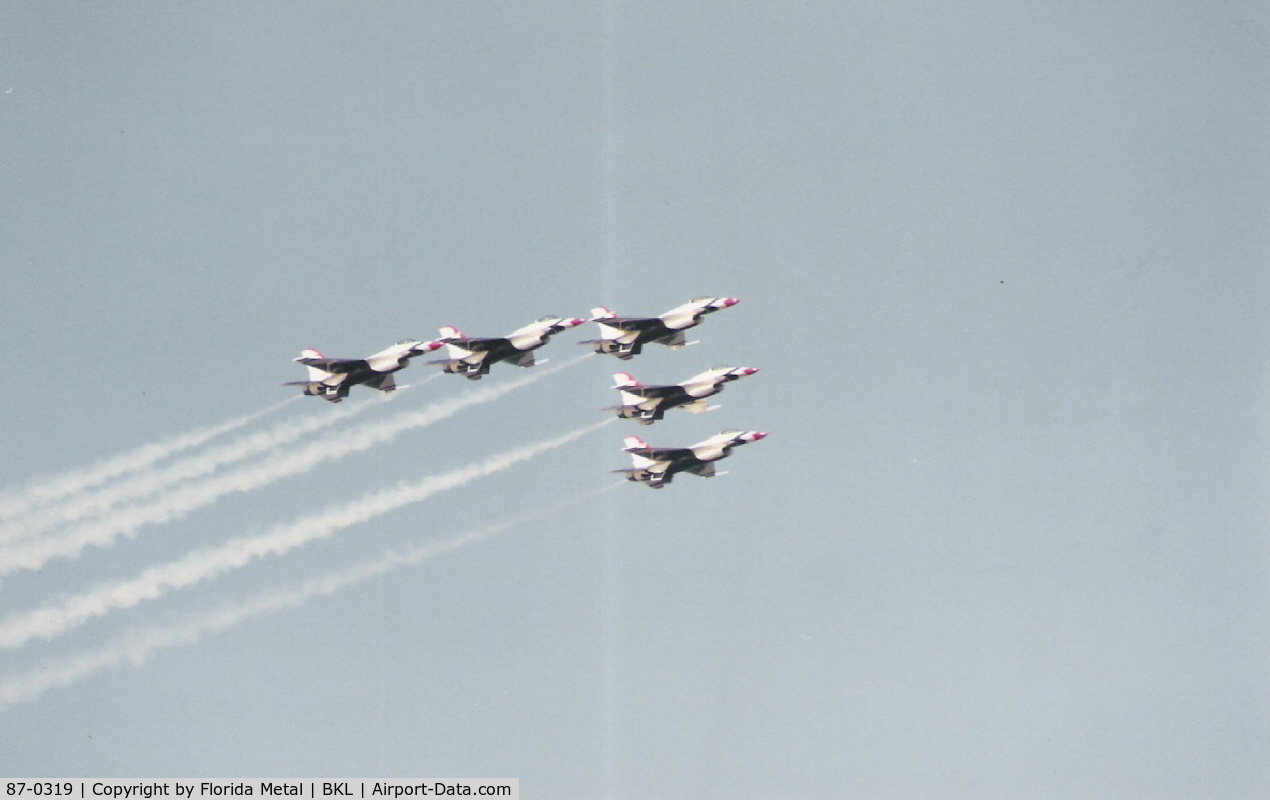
[[0, 419, 612, 648], [0, 356, 589, 577], [0, 397, 299, 524], [0, 375, 438, 546], [0, 482, 620, 711]]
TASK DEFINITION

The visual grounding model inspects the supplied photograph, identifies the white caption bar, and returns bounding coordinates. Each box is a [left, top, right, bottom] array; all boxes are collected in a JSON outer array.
[[1, 782, 518, 800]]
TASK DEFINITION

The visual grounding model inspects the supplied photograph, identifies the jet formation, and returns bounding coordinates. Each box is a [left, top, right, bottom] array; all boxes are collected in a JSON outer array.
[[285, 297, 765, 487]]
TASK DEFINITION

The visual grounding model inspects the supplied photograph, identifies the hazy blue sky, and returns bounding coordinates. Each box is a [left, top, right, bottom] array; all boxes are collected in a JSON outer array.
[[2, 2, 1267, 797]]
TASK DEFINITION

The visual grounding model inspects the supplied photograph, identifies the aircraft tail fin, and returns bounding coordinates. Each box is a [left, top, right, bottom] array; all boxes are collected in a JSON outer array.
[[590, 307, 616, 320], [611, 372, 640, 388], [622, 435, 649, 451], [439, 325, 462, 340], [293, 349, 334, 381]]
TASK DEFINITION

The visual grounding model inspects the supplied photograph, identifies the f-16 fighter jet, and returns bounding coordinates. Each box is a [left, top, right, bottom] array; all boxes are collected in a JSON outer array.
[[609, 366, 760, 425], [285, 339, 443, 403], [616, 429, 767, 488], [582, 297, 739, 360], [429, 316, 585, 380]]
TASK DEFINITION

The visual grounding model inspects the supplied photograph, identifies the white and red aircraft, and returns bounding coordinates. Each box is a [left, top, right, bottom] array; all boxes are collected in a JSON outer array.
[[581, 297, 739, 360], [285, 339, 443, 402], [616, 430, 767, 488], [608, 366, 759, 425], [429, 316, 585, 380]]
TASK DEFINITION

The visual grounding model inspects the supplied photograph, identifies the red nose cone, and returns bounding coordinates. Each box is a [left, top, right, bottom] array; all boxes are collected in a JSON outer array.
[[752, 431, 768, 440], [743, 367, 760, 375], [723, 297, 740, 307], [569, 318, 585, 326]]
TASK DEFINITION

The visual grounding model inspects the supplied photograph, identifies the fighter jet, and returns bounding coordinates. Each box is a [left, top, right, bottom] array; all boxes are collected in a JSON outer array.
[[616, 430, 767, 488], [429, 316, 585, 380], [581, 297, 740, 360], [608, 366, 760, 425], [285, 339, 443, 403]]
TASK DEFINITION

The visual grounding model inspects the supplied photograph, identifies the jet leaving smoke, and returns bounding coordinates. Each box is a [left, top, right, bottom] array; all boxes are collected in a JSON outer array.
[[0, 376, 443, 545], [0, 396, 298, 526], [0, 417, 614, 648], [0, 356, 588, 576], [1, 398, 364, 545], [0, 482, 619, 711]]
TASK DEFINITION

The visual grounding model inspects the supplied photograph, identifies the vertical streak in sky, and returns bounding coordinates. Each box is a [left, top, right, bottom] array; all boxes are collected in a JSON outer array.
[[599, 4, 622, 797], [373, 5, 390, 761], [376, 4, 389, 278]]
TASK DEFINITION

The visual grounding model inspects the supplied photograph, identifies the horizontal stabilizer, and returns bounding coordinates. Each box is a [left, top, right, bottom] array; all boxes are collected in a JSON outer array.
[[283, 380, 345, 402], [611, 468, 667, 488]]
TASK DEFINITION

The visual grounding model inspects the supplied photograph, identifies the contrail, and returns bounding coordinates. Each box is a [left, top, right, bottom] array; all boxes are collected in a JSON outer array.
[[0, 396, 299, 524], [0, 419, 612, 648], [0, 483, 619, 711], [0, 375, 438, 545], [0, 356, 589, 577]]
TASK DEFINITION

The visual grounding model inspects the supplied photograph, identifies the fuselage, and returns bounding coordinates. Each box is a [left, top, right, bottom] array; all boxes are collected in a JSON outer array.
[[288, 339, 440, 401], [613, 366, 758, 423], [621, 430, 766, 487], [589, 297, 739, 359], [436, 317, 583, 378]]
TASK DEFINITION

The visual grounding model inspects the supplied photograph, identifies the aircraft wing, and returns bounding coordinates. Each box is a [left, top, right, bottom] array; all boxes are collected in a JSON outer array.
[[685, 461, 717, 478], [442, 338, 499, 357], [294, 356, 363, 374], [633, 446, 694, 462], [650, 330, 689, 347], [508, 350, 536, 367], [363, 372, 396, 392], [617, 382, 679, 399]]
